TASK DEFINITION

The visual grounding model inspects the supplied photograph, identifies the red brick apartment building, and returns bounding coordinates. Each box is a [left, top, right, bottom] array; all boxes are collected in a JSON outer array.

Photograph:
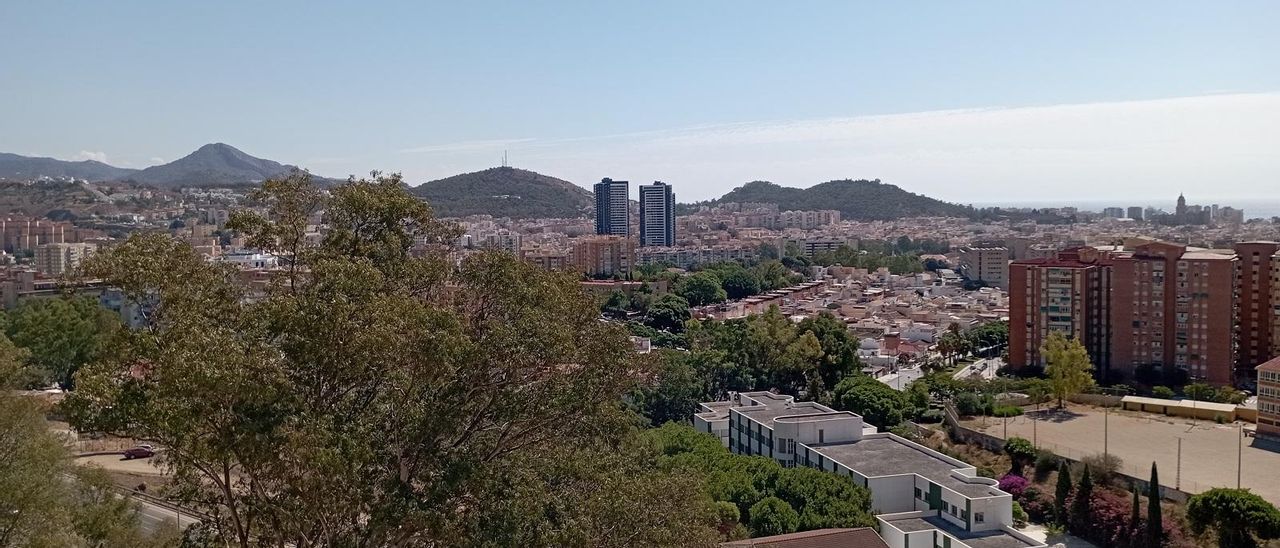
[[1011, 240, 1278, 387], [1009, 247, 1111, 373]]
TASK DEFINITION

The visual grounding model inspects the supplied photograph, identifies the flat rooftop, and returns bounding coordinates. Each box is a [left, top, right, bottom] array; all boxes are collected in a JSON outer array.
[[809, 436, 995, 497], [736, 402, 838, 425], [885, 515, 1035, 548]]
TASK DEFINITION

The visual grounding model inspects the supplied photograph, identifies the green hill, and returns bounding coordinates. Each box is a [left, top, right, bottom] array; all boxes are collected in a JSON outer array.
[[700, 179, 974, 220], [411, 167, 592, 219]]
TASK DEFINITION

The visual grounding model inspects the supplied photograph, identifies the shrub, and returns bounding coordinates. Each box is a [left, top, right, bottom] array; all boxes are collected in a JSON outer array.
[[998, 474, 1029, 498], [1034, 450, 1058, 481], [1152, 386, 1176, 399], [1019, 486, 1054, 523], [1078, 453, 1124, 485], [916, 408, 944, 424], [993, 405, 1024, 417], [1012, 501, 1028, 527]]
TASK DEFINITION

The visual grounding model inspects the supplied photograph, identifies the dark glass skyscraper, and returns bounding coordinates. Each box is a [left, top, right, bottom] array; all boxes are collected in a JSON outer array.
[[594, 178, 629, 236], [639, 181, 675, 247]]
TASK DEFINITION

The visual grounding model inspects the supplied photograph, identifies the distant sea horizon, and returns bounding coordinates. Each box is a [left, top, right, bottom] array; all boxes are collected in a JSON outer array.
[[968, 198, 1280, 220]]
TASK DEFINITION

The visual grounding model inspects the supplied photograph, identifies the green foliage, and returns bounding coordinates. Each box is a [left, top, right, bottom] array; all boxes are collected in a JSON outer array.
[[954, 392, 994, 416], [1184, 382, 1216, 402], [1187, 488, 1280, 548], [1042, 332, 1096, 407], [1013, 501, 1029, 526], [4, 295, 119, 389], [678, 272, 729, 307], [1071, 466, 1094, 531], [993, 405, 1024, 418], [645, 293, 692, 333], [65, 172, 719, 547], [411, 167, 593, 219], [1152, 386, 1176, 399], [748, 497, 799, 537], [809, 245, 924, 275], [648, 424, 874, 539], [632, 351, 706, 427], [831, 375, 913, 429], [0, 335, 177, 547], [1055, 461, 1072, 526], [1034, 450, 1059, 481], [1004, 437, 1036, 474]]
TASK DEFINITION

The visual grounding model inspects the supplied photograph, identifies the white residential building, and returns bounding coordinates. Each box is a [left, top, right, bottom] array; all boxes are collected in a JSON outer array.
[[693, 391, 1043, 548]]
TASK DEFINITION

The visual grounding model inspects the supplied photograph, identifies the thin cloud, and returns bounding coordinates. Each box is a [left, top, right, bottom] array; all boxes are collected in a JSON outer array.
[[392, 93, 1279, 203], [75, 150, 109, 163]]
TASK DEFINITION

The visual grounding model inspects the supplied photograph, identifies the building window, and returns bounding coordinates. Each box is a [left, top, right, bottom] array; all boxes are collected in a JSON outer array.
[[915, 487, 923, 500], [975, 512, 984, 524]]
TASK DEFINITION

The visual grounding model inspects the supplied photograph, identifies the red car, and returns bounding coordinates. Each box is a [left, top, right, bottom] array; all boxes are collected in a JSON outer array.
[[123, 444, 155, 460]]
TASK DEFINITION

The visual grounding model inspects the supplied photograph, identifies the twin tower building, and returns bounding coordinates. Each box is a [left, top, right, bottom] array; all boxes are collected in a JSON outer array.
[[593, 178, 675, 247]]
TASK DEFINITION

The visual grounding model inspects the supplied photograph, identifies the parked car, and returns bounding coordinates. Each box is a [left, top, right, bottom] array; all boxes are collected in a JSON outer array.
[[123, 444, 155, 460]]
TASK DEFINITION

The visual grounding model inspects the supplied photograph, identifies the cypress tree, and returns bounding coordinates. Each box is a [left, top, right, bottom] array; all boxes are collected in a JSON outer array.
[[1147, 462, 1161, 547], [1055, 460, 1072, 527], [1071, 465, 1093, 529], [1131, 481, 1140, 527]]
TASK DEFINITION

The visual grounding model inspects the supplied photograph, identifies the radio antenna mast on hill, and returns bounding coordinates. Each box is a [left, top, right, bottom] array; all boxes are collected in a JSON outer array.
[[502, 150, 508, 168]]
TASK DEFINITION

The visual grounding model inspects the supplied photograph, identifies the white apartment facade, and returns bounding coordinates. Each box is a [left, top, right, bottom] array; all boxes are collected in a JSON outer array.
[[694, 392, 1043, 548]]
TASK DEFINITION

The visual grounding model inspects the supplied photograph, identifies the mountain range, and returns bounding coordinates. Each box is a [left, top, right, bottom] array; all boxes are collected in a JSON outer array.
[[0, 143, 338, 187], [0, 144, 986, 221]]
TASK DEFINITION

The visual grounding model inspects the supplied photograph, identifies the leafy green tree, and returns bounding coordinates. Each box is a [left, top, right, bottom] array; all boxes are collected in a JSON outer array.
[[1148, 462, 1162, 547], [1187, 488, 1280, 548], [0, 334, 177, 547], [748, 497, 799, 537], [5, 295, 119, 388], [797, 312, 861, 390], [1042, 332, 1096, 407], [647, 423, 873, 536], [1184, 382, 1217, 402], [646, 293, 692, 333], [752, 261, 796, 292], [632, 351, 705, 426], [601, 290, 630, 319], [714, 501, 744, 540], [679, 272, 728, 306], [65, 172, 719, 547], [1055, 461, 1072, 526], [832, 375, 913, 429], [720, 270, 762, 300], [1152, 386, 1176, 399], [1003, 437, 1036, 475]]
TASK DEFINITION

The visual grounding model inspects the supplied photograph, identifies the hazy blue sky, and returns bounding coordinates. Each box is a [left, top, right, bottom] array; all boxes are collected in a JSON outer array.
[[2, 1, 1277, 202]]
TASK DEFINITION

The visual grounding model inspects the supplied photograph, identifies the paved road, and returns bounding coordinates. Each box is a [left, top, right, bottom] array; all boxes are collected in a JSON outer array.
[[953, 358, 1003, 380], [879, 367, 924, 391], [132, 495, 200, 534]]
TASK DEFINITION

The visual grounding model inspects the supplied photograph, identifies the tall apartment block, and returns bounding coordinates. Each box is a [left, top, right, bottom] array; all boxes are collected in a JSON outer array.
[[572, 236, 635, 278], [1010, 240, 1279, 386], [693, 392, 1043, 548], [958, 245, 1010, 290], [1009, 247, 1111, 374], [638, 181, 675, 247], [593, 178, 630, 237], [1237, 242, 1280, 375], [34, 242, 95, 277], [1258, 357, 1280, 441]]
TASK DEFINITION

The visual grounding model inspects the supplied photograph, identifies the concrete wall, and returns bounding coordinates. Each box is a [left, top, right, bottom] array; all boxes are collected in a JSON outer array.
[[868, 474, 917, 514]]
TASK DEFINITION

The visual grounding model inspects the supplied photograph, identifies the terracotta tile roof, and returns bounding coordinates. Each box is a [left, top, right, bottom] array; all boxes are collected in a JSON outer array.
[[721, 527, 889, 548]]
